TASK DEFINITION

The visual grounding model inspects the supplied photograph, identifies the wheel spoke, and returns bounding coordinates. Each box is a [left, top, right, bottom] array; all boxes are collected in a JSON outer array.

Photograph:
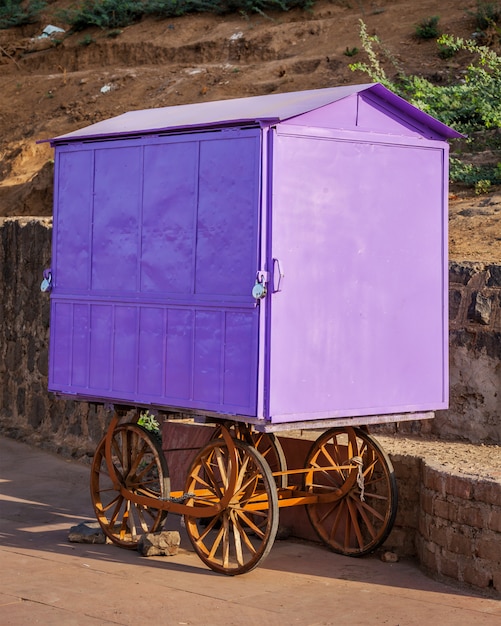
[[90, 422, 169, 549], [215, 447, 230, 489], [235, 509, 266, 539], [212, 426, 288, 489], [318, 444, 348, 482], [346, 496, 364, 549], [184, 437, 278, 575], [203, 452, 225, 499], [351, 495, 377, 539], [329, 500, 345, 544], [100, 493, 122, 514], [304, 427, 398, 556], [352, 493, 386, 522], [231, 511, 257, 555], [109, 496, 125, 528]]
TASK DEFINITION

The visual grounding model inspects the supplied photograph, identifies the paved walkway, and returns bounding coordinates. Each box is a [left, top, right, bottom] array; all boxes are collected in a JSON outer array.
[[0, 435, 500, 625]]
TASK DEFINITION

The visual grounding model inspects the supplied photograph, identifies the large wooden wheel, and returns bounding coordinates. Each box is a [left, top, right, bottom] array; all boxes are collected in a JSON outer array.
[[90, 423, 170, 549], [212, 422, 288, 488], [304, 427, 398, 556], [184, 438, 279, 575]]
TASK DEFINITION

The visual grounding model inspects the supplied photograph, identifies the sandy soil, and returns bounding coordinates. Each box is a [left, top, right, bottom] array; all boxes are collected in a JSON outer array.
[[377, 433, 501, 481], [1, 0, 501, 476]]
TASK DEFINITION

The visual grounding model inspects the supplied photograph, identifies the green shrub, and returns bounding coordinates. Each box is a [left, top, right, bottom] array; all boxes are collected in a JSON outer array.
[[0, 0, 46, 29], [61, 0, 144, 30], [144, 0, 313, 17], [475, 179, 492, 194], [351, 24, 501, 134], [415, 15, 440, 40], [470, 1, 501, 30], [78, 33, 95, 45], [449, 158, 501, 187], [61, 0, 314, 30]]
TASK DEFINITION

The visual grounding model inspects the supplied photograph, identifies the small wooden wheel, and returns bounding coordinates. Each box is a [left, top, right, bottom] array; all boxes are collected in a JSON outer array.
[[90, 423, 170, 548], [184, 438, 279, 575], [304, 427, 398, 556], [212, 422, 288, 488]]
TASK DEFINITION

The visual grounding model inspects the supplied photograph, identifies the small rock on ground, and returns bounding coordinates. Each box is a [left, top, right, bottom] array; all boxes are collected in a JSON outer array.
[[68, 521, 106, 544], [138, 531, 181, 557]]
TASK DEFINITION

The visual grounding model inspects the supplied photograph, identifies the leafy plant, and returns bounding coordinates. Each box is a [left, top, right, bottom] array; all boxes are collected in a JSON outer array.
[[475, 179, 492, 194], [0, 0, 46, 29], [344, 46, 359, 57], [348, 20, 402, 90], [351, 23, 501, 134], [437, 40, 456, 59], [449, 158, 501, 187], [137, 410, 160, 435], [350, 20, 501, 188], [415, 15, 440, 40]]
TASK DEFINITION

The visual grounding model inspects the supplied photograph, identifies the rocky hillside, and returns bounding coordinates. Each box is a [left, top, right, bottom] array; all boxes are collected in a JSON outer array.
[[1, 0, 500, 260]]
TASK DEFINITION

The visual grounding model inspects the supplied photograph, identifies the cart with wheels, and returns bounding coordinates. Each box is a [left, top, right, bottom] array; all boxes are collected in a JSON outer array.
[[89, 408, 398, 574], [43, 84, 461, 575]]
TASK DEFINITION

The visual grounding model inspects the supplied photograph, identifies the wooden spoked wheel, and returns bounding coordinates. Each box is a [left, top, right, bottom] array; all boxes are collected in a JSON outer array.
[[212, 422, 288, 488], [184, 438, 279, 575], [304, 427, 398, 556], [90, 423, 170, 549]]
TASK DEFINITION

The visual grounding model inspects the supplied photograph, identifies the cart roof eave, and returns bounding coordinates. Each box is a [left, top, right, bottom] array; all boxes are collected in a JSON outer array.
[[44, 82, 463, 146]]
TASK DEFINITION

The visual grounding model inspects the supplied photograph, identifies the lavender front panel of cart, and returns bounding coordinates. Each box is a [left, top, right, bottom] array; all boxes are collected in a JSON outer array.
[[267, 128, 448, 422], [49, 130, 261, 415]]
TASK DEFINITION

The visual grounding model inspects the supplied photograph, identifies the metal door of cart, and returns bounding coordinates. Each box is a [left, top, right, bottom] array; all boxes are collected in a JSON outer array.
[[50, 128, 261, 416]]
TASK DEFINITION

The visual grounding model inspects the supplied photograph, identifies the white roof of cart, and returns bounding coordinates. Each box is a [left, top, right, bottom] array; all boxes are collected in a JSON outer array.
[[48, 82, 462, 144]]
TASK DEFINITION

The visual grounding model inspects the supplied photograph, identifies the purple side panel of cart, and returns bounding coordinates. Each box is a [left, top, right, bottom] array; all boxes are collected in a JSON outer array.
[[47, 84, 461, 425], [51, 130, 261, 415]]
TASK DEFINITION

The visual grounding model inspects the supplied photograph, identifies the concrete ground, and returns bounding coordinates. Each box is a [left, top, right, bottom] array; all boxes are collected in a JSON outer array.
[[1, 435, 500, 626]]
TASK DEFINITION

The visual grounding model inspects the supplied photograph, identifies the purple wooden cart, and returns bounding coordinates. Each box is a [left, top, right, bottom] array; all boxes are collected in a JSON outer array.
[[44, 83, 461, 574]]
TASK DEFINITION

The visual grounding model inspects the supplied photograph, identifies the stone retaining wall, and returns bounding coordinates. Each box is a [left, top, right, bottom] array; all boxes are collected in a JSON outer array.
[[1, 218, 499, 448], [445, 262, 501, 443], [0, 218, 108, 458]]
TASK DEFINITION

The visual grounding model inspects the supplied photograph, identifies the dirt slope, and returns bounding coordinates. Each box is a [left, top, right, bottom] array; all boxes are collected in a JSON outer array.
[[1, 0, 500, 261]]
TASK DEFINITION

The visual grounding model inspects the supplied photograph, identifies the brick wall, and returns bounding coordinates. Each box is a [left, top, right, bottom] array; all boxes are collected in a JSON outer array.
[[416, 460, 501, 592]]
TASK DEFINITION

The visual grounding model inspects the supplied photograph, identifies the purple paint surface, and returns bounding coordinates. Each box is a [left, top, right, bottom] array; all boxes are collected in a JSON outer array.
[[48, 84, 456, 425]]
